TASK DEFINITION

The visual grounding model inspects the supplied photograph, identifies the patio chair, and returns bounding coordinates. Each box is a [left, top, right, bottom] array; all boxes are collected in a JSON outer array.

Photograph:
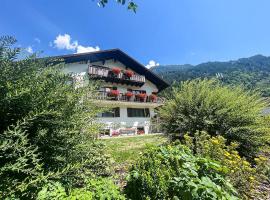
[[132, 121, 139, 135], [105, 122, 113, 136]]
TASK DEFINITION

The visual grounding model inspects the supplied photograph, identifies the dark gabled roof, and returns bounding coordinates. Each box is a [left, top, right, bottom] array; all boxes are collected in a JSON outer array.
[[53, 49, 169, 91]]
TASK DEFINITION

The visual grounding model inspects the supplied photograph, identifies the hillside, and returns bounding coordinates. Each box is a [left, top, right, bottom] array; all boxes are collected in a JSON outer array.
[[152, 55, 270, 97]]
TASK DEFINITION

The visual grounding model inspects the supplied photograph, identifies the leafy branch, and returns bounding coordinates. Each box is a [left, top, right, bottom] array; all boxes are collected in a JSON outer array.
[[97, 0, 138, 12]]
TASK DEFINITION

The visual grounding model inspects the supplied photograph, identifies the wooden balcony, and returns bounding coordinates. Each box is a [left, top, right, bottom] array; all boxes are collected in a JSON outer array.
[[91, 91, 165, 106], [88, 65, 146, 87]]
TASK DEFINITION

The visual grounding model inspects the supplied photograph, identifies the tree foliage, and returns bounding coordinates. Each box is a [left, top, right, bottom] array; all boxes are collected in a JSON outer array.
[[97, 0, 137, 12], [0, 36, 111, 199], [153, 55, 270, 97], [0, 123, 46, 198], [159, 79, 268, 158]]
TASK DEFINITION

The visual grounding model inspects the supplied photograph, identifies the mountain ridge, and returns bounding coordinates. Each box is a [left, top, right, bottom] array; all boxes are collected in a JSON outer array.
[[152, 54, 270, 96]]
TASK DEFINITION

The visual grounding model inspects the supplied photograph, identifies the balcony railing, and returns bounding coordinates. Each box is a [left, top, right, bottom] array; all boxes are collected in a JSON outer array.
[[88, 65, 145, 86], [92, 91, 165, 104]]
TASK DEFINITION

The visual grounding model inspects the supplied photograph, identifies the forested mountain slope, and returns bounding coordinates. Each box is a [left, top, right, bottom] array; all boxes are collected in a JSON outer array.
[[152, 55, 270, 96]]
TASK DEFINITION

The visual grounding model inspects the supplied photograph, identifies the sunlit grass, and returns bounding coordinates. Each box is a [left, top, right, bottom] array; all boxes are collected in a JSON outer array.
[[103, 134, 168, 165]]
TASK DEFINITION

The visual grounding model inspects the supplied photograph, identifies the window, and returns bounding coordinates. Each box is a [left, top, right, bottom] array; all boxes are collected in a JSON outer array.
[[99, 107, 120, 117], [127, 108, 150, 117]]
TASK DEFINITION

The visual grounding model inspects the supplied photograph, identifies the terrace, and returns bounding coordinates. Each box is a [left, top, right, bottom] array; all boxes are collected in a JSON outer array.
[[88, 65, 146, 87], [91, 90, 165, 106]]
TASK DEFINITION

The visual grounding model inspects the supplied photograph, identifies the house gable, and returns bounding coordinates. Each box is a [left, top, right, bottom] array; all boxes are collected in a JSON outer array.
[[55, 49, 169, 91]]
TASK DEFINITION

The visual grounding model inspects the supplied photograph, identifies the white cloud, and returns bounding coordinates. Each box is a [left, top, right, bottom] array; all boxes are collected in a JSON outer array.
[[145, 60, 160, 69], [26, 46, 33, 54], [52, 33, 100, 54], [34, 38, 41, 43], [53, 34, 78, 50], [76, 45, 100, 53]]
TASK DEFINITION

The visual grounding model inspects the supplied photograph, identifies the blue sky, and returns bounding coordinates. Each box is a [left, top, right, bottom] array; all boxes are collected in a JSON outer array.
[[1, 0, 270, 66]]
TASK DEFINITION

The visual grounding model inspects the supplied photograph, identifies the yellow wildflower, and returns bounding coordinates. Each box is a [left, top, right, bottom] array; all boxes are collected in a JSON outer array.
[[249, 176, 255, 181], [231, 160, 237, 165], [243, 161, 249, 166], [211, 139, 219, 145], [224, 151, 230, 157], [258, 156, 268, 161], [231, 150, 238, 155]]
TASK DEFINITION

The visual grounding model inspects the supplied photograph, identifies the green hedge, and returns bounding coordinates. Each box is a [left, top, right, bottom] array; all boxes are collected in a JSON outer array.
[[124, 144, 239, 200]]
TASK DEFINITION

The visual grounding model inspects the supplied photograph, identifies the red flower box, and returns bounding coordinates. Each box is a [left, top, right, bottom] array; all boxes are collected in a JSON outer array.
[[150, 94, 157, 101], [112, 67, 121, 75], [125, 70, 134, 77], [136, 93, 147, 100], [126, 91, 133, 98], [108, 90, 119, 97]]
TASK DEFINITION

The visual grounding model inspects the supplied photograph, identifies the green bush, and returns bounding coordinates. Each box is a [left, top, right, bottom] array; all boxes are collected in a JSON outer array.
[[37, 182, 94, 200], [0, 123, 45, 198], [37, 178, 125, 200], [0, 36, 111, 198], [85, 178, 125, 200], [37, 182, 69, 200], [159, 79, 268, 158], [183, 132, 269, 199], [124, 144, 239, 200]]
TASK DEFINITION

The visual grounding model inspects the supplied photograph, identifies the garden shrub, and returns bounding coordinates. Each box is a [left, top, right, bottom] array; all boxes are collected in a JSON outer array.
[[124, 144, 239, 200], [37, 182, 69, 200], [159, 79, 268, 158], [85, 178, 126, 200], [0, 123, 45, 198], [0, 36, 111, 198], [183, 132, 269, 199], [37, 178, 125, 200]]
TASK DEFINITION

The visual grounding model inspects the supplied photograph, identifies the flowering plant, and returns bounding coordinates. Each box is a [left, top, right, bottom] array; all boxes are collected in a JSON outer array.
[[136, 93, 147, 100], [125, 70, 134, 77], [126, 91, 133, 98], [111, 67, 121, 74], [183, 131, 269, 199], [108, 90, 119, 97], [125, 144, 239, 200], [149, 94, 157, 101]]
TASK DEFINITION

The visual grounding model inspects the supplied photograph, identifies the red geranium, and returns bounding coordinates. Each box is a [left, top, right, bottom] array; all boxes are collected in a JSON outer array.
[[150, 94, 157, 101], [137, 93, 147, 99], [112, 67, 121, 74], [125, 70, 134, 77], [109, 90, 119, 97], [126, 91, 133, 97]]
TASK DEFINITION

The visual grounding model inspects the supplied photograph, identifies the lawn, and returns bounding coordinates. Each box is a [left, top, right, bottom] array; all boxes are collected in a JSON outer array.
[[102, 134, 168, 165], [102, 134, 168, 187]]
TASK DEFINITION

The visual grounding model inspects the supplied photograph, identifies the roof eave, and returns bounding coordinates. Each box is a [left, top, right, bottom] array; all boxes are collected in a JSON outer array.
[[50, 49, 170, 92]]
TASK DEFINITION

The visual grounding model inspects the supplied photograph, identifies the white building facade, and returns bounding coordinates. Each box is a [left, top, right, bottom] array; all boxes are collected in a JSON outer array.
[[59, 49, 169, 136]]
